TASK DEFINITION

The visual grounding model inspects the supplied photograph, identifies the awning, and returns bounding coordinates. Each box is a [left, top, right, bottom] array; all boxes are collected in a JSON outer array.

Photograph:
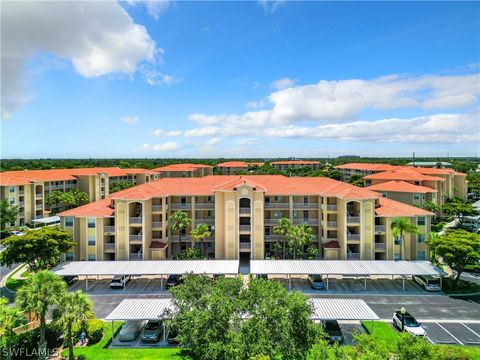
[[105, 299, 174, 321], [310, 299, 379, 320], [32, 216, 60, 224]]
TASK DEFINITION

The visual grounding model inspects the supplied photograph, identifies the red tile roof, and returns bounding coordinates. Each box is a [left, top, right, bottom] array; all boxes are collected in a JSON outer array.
[[216, 161, 249, 168], [153, 163, 212, 172], [364, 170, 445, 182], [149, 241, 168, 249], [365, 180, 437, 194], [336, 163, 465, 176], [271, 160, 320, 165], [58, 198, 115, 217], [375, 197, 433, 217]]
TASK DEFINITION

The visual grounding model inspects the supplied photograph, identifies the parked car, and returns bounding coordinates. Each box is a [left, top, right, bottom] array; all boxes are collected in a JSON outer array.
[[412, 275, 441, 291], [321, 320, 345, 344], [256, 274, 268, 280], [166, 274, 183, 289], [167, 327, 179, 345], [110, 275, 131, 289], [118, 320, 144, 342], [61, 275, 78, 286], [392, 311, 426, 336], [308, 274, 325, 290], [9, 231, 24, 236], [141, 320, 162, 343]]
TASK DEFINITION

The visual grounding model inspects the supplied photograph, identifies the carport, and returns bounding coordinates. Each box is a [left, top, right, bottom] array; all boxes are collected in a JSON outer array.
[[52, 260, 239, 291], [105, 298, 175, 346], [310, 298, 380, 334], [250, 260, 444, 291]]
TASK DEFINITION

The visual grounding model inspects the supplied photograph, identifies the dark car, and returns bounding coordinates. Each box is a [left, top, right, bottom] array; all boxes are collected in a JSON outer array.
[[321, 320, 345, 344], [166, 274, 183, 289], [167, 327, 179, 345], [308, 274, 325, 290], [141, 320, 162, 343], [62, 275, 78, 286]]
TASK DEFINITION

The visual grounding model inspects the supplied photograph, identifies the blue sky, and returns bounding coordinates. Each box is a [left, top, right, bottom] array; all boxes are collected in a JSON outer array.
[[1, 1, 479, 158]]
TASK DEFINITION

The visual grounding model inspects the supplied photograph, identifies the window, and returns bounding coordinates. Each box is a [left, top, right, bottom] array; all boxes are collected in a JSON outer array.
[[88, 218, 96, 228], [274, 196, 279, 202], [382, 192, 388, 198], [417, 217, 425, 226], [394, 236, 401, 245], [65, 217, 74, 227], [417, 234, 426, 243], [181, 197, 187, 204], [265, 197, 270, 204], [303, 210, 308, 220], [207, 210, 212, 217], [9, 186, 15, 193], [265, 227, 271, 235], [88, 254, 96, 261], [9, 199, 15, 205], [66, 252, 74, 261], [413, 193, 421, 201], [88, 236, 96, 246], [417, 251, 426, 260], [207, 196, 212, 202], [303, 197, 308, 204], [394, 254, 401, 260]]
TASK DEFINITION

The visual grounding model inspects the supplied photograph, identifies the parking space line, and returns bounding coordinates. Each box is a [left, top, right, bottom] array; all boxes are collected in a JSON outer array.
[[462, 323, 480, 339], [436, 323, 463, 345], [425, 336, 435, 344]]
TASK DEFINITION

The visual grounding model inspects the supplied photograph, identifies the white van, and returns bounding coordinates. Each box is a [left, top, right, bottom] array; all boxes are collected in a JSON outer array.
[[110, 275, 131, 289], [412, 275, 441, 291]]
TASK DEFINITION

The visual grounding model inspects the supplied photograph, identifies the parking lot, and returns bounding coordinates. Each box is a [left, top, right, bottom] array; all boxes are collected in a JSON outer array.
[[69, 276, 169, 295], [421, 322, 480, 346]]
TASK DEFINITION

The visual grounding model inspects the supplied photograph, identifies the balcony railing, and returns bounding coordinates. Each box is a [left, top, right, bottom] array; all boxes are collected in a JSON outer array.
[[347, 216, 360, 224], [375, 225, 386, 233], [326, 237, 337, 242], [264, 234, 284, 241], [35, 194, 43, 199], [239, 242, 251, 250], [65, 184, 76, 189], [264, 219, 280, 226], [152, 205, 162, 212], [104, 226, 115, 233], [239, 225, 251, 232], [104, 243, 116, 251], [326, 221, 337, 227], [327, 205, 337, 211], [264, 203, 289, 209], [171, 235, 191, 241], [35, 204, 43, 210], [18, 201, 24, 207], [293, 203, 318, 209], [129, 234, 142, 241], [19, 212, 25, 217], [195, 202, 215, 210], [196, 218, 215, 225], [18, 190, 24, 196], [152, 221, 162, 228], [129, 253, 143, 260], [129, 217, 142, 224], [347, 234, 360, 241], [347, 253, 361, 260], [171, 203, 192, 210], [293, 219, 319, 225], [239, 207, 251, 214], [375, 243, 386, 251]]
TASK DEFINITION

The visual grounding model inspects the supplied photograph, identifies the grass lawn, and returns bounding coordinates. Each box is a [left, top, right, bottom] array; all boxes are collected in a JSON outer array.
[[63, 321, 187, 360], [5, 265, 30, 291]]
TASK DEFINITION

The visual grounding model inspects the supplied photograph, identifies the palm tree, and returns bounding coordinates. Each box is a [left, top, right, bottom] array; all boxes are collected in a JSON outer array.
[[391, 217, 418, 260], [273, 218, 292, 259], [286, 224, 315, 259], [53, 291, 94, 360], [0, 299, 26, 360], [190, 223, 212, 256], [16, 270, 67, 360], [170, 211, 192, 251]]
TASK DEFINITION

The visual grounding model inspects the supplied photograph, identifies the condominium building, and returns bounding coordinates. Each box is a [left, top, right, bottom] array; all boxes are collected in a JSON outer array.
[[270, 160, 321, 171], [217, 161, 264, 175], [153, 163, 213, 178], [0, 168, 160, 227], [58, 175, 433, 263]]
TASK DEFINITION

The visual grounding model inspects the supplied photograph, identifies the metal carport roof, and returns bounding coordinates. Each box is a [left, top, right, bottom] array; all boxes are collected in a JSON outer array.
[[250, 260, 443, 276], [105, 298, 174, 321], [310, 299, 379, 320], [52, 260, 239, 276]]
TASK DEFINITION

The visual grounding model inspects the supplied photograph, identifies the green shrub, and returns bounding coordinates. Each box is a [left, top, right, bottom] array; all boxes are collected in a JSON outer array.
[[86, 319, 104, 345], [9, 322, 62, 359]]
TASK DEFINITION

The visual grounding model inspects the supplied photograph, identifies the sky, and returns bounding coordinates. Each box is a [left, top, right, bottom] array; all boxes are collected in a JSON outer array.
[[1, 1, 479, 159]]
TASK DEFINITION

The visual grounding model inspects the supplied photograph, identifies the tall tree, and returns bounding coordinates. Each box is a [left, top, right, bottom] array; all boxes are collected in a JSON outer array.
[[428, 229, 480, 286], [170, 211, 192, 250], [347, 174, 365, 187], [190, 223, 212, 256], [16, 271, 67, 360], [423, 201, 440, 215], [63, 189, 89, 208], [0, 298, 26, 360], [0, 227, 75, 272], [442, 198, 478, 224], [0, 200, 19, 230], [45, 190, 65, 211], [273, 218, 292, 259], [53, 291, 94, 360], [391, 217, 418, 260], [109, 181, 134, 193], [286, 224, 315, 260]]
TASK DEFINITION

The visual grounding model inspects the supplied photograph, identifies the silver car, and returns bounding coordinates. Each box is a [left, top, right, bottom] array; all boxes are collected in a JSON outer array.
[[118, 320, 144, 342]]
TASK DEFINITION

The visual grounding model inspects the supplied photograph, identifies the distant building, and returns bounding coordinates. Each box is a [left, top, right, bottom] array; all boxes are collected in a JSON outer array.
[[153, 163, 213, 178], [217, 161, 264, 175], [270, 160, 321, 171], [406, 161, 452, 169], [338, 155, 360, 159]]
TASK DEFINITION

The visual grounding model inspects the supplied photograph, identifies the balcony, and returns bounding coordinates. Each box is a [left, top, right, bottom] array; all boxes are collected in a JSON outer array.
[[195, 202, 215, 210], [129, 253, 143, 260], [326, 221, 337, 228], [104, 226, 115, 233], [326, 237, 337, 242], [327, 205, 337, 211], [35, 194, 43, 199], [129, 234, 142, 242], [375, 243, 386, 251], [152, 221, 162, 228], [18, 201, 24, 207], [375, 225, 386, 233], [239, 225, 251, 232], [264, 219, 280, 226], [35, 204, 43, 210], [18, 190, 24, 196], [239, 207, 251, 214], [347, 234, 360, 241], [197, 218, 215, 225], [239, 242, 251, 251], [264, 202, 289, 209], [129, 217, 143, 224], [293, 203, 318, 209], [152, 205, 162, 212], [19, 212, 25, 218], [347, 253, 361, 260], [347, 216, 360, 224], [171, 203, 192, 210], [264, 234, 284, 241], [293, 219, 319, 225], [104, 243, 116, 251], [65, 184, 76, 189], [171, 235, 191, 242]]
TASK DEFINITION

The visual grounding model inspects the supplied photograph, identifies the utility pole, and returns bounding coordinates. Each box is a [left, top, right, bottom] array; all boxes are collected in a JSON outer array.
[[412, 152, 416, 166]]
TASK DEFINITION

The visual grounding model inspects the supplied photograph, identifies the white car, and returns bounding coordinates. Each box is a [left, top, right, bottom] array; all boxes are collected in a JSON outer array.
[[118, 320, 144, 342], [110, 275, 131, 289], [392, 311, 426, 336], [412, 275, 441, 291]]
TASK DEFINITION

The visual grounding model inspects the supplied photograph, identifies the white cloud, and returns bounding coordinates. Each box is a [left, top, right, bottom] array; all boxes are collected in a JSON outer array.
[[153, 142, 179, 152], [202, 26, 210, 33], [207, 137, 222, 145], [152, 129, 164, 136], [140, 143, 151, 150], [257, 0, 286, 13], [271, 77, 295, 90], [139, 65, 182, 86], [167, 130, 183, 137], [1, 1, 158, 118], [126, 0, 171, 20], [121, 116, 139, 124]]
